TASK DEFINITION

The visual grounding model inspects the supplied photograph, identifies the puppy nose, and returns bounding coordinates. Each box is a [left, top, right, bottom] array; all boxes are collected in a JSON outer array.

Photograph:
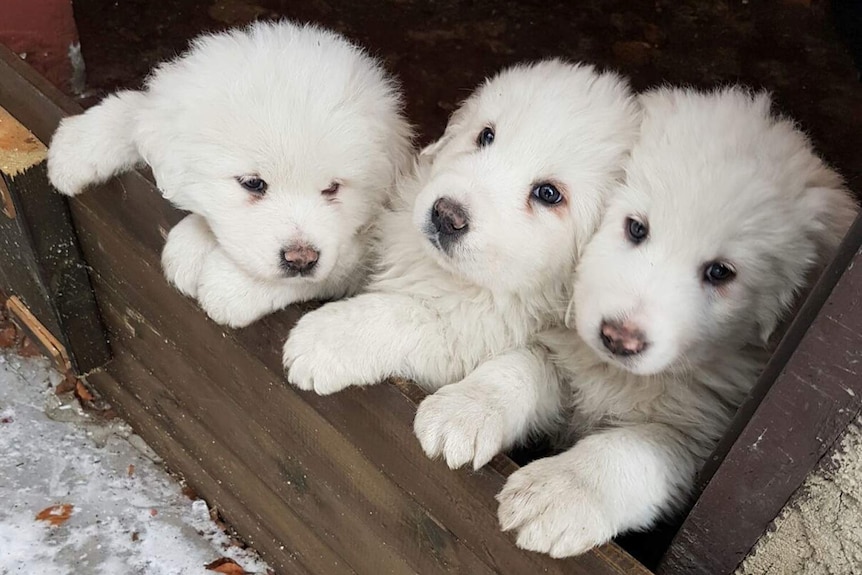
[[600, 319, 647, 357], [281, 244, 319, 275], [431, 197, 469, 236]]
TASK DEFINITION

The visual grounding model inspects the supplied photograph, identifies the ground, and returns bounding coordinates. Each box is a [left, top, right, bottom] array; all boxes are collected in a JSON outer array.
[[0, 348, 272, 575], [737, 420, 862, 575]]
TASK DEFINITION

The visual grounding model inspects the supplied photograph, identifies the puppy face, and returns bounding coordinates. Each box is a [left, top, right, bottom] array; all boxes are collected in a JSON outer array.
[[412, 60, 638, 294], [573, 88, 857, 375], [135, 22, 412, 282]]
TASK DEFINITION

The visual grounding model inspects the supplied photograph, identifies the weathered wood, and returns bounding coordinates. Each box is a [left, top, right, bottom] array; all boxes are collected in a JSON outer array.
[[0, 99, 108, 373], [658, 213, 862, 575], [91, 262, 495, 574], [87, 368, 334, 575]]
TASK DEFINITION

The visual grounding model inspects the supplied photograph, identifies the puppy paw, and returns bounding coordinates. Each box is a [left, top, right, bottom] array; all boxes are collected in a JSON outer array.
[[282, 306, 368, 395], [497, 458, 615, 558], [414, 384, 507, 470], [161, 214, 218, 299], [195, 249, 271, 328], [47, 116, 100, 196]]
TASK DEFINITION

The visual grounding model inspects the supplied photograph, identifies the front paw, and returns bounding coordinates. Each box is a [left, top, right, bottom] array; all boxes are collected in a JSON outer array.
[[282, 306, 367, 395], [195, 251, 268, 328], [497, 458, 615, 558], [161, 214, 217, 299], [47, 116, 98, 196], [414, 384, 507, 470]]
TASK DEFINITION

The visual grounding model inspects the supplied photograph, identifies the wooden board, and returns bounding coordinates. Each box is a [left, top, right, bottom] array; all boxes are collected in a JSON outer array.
[[0, 43, 649, 574], [658, 213, 862, 575], [0, 97, 108, 374]]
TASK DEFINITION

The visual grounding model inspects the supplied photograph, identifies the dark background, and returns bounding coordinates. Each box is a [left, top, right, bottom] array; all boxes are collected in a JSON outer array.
[[72, 0, 862, 196]]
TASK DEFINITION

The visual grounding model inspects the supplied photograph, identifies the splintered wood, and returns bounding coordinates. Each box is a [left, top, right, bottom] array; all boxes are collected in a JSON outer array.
[[0, 106, 46, 177]]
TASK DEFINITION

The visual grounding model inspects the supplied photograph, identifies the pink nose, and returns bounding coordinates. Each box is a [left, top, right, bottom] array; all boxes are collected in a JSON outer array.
[[600, 319, 647, 356], [280, 244, 319, 275]]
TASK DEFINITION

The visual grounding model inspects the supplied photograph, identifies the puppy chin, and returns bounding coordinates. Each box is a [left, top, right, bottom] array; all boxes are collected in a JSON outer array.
[[593, 339, 676, 376]]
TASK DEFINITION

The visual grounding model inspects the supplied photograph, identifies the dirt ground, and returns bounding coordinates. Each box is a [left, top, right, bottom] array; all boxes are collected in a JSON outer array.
[[737, 420, 862, 575]]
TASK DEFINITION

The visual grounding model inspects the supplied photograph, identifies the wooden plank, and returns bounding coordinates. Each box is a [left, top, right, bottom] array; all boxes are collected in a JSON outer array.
[[94, 285, 494, 575], [87, 368, 336, 575], [0, 44, 79, 141], [0, 103, 109, 373], [658, 214, 862, 575]]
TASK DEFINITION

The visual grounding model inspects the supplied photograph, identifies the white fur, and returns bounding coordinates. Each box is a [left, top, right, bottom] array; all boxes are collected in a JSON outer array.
[[282, 61, 640, 436], [495, 87, 858, 557], [48, 21, 413, 327]]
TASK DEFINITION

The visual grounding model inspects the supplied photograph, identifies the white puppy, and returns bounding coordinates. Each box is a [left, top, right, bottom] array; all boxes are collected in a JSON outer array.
[[282, 59, 640, 454], [485, 87, 857, 557], [47, 21, 412, 327]]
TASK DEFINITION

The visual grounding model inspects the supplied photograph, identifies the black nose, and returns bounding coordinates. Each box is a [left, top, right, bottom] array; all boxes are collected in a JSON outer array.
[[280, 244, 319, 276], [430, 197, 469, 237], [600, 319, 648, 357]]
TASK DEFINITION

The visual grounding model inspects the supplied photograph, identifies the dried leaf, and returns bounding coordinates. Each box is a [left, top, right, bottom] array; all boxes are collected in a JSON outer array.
[[0, 325, 17, 348], [75, 380, 94, 402], [204, 557, 248, 574], [181, 484, 199, 500], [55, 375, 76, 395], [18, 336, 41, 357], [127, 464, 135, 477], [0, 416, 12, 424], [35, 504, 73, 526], [131, 531, 140, 542]]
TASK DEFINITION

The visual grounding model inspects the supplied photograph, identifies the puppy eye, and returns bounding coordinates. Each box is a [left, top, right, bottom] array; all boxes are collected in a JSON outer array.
[[322, 181, 340, 197], [476, 126, 495, 148], [530, 183, 563, 205], [237, 176, 267, 195], [704, 261, 736, 285], [625, 217, 648, 244]]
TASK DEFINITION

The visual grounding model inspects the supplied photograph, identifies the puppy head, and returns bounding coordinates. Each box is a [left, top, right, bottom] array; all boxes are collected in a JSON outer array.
[[411, 60, 638, 294], [573, 87, 858, 375], [136, 21, 412, 282]]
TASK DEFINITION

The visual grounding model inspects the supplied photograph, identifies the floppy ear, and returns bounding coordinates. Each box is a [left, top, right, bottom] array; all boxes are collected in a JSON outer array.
[[418, 102, 472, 163], [756, 180, 858, 343], [798, 183, 859, 263]]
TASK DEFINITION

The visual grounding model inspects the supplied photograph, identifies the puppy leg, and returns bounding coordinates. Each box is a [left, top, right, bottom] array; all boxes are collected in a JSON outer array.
[[47, 90, 146, 196], [283, 293, 453, 395], [196, 248, 315, 328], [414, 345, 563, 470], [161, 214, 217, 299], [497, 424, 697, 558]]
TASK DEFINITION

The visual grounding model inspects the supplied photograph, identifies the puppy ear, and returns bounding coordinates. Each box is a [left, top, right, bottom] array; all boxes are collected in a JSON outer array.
[[756, 179, 858, 343], [798, 183, 858, 264], [418, 103, 471, 163]]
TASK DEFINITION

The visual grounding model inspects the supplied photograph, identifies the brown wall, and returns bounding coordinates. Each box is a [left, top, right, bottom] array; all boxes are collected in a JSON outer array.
[[0, 0, 79, 93]]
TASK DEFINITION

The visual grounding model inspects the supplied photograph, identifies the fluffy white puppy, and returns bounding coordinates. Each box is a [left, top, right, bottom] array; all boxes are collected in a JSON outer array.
[[47, 21, 412, 327], [483, 87, 857, 558], [282, 60, 640, 437]]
